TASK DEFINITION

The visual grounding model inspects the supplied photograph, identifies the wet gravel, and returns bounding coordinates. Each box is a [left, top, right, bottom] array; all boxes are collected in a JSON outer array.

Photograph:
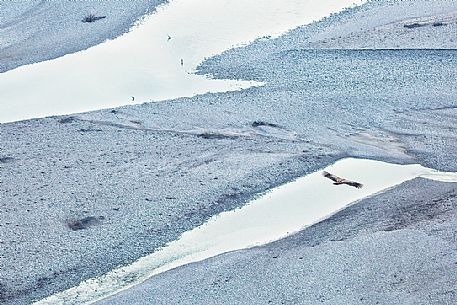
[[1, 0, 457, 304]]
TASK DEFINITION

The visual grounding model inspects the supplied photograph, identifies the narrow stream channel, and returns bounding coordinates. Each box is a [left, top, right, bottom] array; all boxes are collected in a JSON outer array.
[[0, 0, 365, 123], [35, 158, 457, 305]]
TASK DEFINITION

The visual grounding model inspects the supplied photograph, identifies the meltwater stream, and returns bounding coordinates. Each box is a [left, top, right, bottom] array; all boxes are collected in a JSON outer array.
[[0, 0, 365, 123], [35, 158, 457, 305]]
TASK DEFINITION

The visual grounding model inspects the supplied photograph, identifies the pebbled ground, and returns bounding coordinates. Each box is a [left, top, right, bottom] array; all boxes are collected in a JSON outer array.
[[99, 178, 457, 305], [2, 48, 457, 304], [1, 0, 457, 304], [0, 0, 167, 73]]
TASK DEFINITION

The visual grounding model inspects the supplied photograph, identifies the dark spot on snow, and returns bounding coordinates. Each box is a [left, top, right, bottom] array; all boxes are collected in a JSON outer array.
[[252, 121, 279, 128], [79, 128, 102, 133], [67, 216, 102, 231], [0, 156, 15, 163], [197, 132, 238, 140], [215, 192, 242, 205], [0, 283, 7, 302], [82, 14, 106, 23], [404, 23, 426, 29], [432, 22, 446, 27], [58, 116, 77, 124]]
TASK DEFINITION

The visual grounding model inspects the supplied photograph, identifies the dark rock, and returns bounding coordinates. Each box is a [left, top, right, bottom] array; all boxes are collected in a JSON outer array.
[[432, 22, 445, 27], [197, 133, 237, 140], [251, 121, 279, 128], [82, 14, 106, 23], [0, 156, 15, 163], [404, 23, 426, 29], [66, 216, 101, 231], [79, 128, 102, 132], [58, 116, 77, 124]]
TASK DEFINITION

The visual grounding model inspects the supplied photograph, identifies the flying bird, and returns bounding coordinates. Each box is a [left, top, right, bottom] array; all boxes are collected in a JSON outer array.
[[322, 171, 363, 189], [167, 34, 172, 41]]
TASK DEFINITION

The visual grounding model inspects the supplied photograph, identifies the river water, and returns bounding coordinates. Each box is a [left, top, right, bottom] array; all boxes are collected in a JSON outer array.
[[35, 158, 457, 305], [0, 0, 365, 123]]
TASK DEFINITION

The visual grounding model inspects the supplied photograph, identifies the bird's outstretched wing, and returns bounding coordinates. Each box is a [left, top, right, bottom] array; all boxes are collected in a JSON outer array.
[[344, 180, 363, 189], [322, 171, 363, 189], [322, 171, 338, 182]]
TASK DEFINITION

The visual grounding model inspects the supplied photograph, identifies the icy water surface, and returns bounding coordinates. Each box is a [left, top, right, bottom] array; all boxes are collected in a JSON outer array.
[[0, 0, 365, 123], [35, 158, 457, 305]]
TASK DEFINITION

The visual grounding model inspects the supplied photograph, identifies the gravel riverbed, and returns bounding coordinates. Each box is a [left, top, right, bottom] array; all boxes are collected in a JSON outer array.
[[1, 0, 457, 304]]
